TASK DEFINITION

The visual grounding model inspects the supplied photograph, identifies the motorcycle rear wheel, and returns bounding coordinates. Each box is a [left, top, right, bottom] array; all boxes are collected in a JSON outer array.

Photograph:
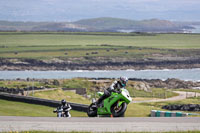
[[111, 102, 127, 117]]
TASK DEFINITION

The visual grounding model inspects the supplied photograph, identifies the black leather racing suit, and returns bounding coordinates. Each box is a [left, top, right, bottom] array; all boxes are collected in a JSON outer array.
[[62, 103, 72, 117], [96, 80, 123, 105], [54, 102, 72, 117]]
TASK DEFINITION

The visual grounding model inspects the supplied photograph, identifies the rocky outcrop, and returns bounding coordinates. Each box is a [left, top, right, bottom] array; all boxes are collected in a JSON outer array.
[[130, 78, 200, 89], [164, 78, 197, 89], [129, 81, 151, 92], [1, 58, 200, 70], [162, 104, 200, 111]]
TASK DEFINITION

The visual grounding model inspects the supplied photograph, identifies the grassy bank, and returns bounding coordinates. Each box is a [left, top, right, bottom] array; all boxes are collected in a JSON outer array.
[[0, 95, 199, 117], [0, 78, 93, 92], [29, 88, 199, 117], [30, 89, 91, 105], [0, 79, 199, 117], [0, 80, 48, 88], [0, 99, 87, 117], [0, 79, 178, 99], [125, 97, 200, 117]]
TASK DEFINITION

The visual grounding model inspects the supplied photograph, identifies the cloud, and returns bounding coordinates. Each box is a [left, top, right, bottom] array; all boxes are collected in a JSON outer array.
[[0, 0, 200, 21], [126, 0, 160, 3]]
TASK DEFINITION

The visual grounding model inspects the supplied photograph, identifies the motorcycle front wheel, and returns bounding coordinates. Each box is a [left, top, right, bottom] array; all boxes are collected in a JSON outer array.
[[111, 102, 127, 117], [87, 103, 97, 117]]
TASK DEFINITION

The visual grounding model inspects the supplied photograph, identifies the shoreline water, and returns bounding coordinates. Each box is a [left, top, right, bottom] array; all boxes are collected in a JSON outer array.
[[1, 68, 200, 81]]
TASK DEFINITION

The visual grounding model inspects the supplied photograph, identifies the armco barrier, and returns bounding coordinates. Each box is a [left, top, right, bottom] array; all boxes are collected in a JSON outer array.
[[0, 92, 88, 112], [151, 110, 188, 117]]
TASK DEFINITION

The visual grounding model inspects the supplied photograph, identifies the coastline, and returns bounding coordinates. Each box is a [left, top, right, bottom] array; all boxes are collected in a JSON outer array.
[[0, 77, 200, 90], [1, 68, 200, 81], [1, 58, 200, 71]]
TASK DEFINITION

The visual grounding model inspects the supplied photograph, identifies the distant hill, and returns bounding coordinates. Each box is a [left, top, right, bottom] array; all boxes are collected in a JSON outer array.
[[74, 18, 195, 32], [0, 17, 198, 33], [74, 17, 140, 31], [0, 21, 87, 32]]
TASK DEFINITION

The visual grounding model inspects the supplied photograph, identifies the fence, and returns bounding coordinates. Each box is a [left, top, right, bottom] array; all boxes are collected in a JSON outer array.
[[0, 92, 88, 112], [186, 91, 200, 99], [131, 92, 169, 99]]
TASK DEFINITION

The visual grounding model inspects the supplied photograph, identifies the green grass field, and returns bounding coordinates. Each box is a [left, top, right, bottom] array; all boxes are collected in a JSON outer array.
[[30, 89, 91, 105], [0, 32, 200, 59], [28, 87, 199, 117], [0, 96, 199, 117], [1, 32, 200, 48], [126, 98, 200, 117], [0, 99, 87, 117]]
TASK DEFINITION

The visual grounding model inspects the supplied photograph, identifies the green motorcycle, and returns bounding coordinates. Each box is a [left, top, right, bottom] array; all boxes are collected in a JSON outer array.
[[87, 88, 132, 117]]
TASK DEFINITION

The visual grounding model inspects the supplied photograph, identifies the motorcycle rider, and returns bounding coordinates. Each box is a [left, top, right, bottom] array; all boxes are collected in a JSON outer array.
[[96, 76, 128, 107], [54, 99, 72, 117]]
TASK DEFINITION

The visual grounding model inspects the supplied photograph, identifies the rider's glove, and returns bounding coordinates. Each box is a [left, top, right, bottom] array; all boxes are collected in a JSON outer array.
[[117, 90, 122, 94], [112, 89, 121, 94]]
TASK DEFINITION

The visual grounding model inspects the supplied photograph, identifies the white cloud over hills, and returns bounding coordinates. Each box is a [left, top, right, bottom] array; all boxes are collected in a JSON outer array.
[[0, 0, 199, 21]]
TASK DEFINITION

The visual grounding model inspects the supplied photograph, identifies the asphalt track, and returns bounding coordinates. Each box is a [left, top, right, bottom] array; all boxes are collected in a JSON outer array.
[[0, 116, 200, 132]]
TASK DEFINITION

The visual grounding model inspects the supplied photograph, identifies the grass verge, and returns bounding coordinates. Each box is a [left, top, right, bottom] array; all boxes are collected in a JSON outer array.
[[0, 99, 87, 117], [127, 87, 178, 99], [0, 97, 199, 117], [30, 89, 91, 105], [125, 97, 200, 117]]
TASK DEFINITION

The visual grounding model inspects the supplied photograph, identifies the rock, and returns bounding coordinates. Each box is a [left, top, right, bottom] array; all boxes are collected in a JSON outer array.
[[162, 104, 200, 112], [138, 78, 200, 89], [133, 82, 151, 92], [2, 57, 200, 71], [53, 79, 60, 86]]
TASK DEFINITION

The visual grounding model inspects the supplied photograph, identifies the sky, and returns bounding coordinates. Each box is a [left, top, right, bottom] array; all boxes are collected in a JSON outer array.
[[0, 0, 200, 22]]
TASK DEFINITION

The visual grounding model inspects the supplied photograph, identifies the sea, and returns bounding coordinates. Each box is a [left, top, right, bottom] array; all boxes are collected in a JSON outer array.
[[1, 69, 200, 81]]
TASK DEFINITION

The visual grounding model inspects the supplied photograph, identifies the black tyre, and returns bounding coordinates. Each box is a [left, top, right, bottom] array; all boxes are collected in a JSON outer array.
[[87, 103, 97, 117], [111, 102, 127, 117]]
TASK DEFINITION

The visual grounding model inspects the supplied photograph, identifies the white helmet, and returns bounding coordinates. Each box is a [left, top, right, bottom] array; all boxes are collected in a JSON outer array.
[[119, 76, 128, 87]]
